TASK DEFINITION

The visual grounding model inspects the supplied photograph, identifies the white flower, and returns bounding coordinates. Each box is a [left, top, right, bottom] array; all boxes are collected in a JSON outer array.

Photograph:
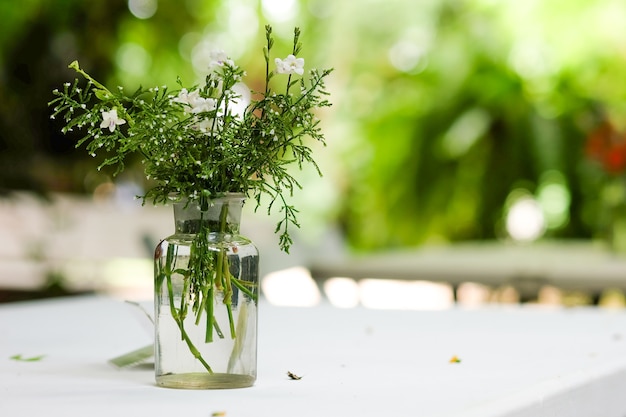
[[174, 88, 222, 133], [100, 109, 126, 132], [208, 50, 234, 70], [189, 95, 217, 115], [171, 88, 191, 105], [196, 118, 214, 133], [173, 89, 217, 114], [275, 54, 305, 75]]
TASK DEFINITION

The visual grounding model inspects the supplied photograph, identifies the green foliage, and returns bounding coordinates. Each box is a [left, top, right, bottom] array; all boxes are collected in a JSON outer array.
[[3, 0, 626, 251], [327, 0, 626, 249], [49, 26, 332, 252]]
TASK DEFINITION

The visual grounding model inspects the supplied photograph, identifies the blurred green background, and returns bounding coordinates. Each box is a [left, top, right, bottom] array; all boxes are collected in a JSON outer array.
[[2, 0, 626, 252]]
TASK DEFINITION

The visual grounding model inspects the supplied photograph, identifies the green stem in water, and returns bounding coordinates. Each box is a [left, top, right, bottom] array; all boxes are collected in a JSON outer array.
[[164, 266, 213, 374], [180, 271, 189, 321], [213, 201, 236, 340], [231, 277, 257, 301], [206, 284, 215, 342], [223, 254, 236, 339], [213, 318, 225, 339]]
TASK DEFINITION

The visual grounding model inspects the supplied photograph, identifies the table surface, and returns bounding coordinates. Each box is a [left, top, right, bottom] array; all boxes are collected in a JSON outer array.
[[2, 296, 626, 417]]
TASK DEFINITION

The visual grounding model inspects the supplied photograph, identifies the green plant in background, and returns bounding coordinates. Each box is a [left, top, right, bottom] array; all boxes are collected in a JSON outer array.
[[584, 122, 626, 252], [324, 0, 626, 249], [49, 25, 332, 371], [3, 0, 626, 252]]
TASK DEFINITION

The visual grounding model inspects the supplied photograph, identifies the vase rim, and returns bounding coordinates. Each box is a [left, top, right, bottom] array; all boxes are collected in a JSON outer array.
[[167, 192, 246, 204]]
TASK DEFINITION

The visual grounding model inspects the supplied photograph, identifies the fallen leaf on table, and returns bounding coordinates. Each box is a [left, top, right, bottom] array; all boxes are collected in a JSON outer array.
[[10, 354, 46, 362]]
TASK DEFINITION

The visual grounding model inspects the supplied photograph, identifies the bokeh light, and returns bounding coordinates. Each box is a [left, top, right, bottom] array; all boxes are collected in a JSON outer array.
[[128, 0, 158, 19], [505, 193, 546, 242], [116, 43, 152, 77], [261, 0, 299, 22]]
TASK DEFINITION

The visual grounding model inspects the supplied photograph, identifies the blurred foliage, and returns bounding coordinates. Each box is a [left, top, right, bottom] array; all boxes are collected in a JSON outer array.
[[325, 0, 626, 249], [1, 0, 625, 250]]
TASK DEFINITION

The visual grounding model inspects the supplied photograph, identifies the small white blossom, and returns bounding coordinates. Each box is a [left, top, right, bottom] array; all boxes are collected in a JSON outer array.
[[208, 50, 234, 70], [275, 54, 305, 75], [190, 96, 217, 114], [100, 109, 126, 132], [172, 89, 217, 114], [196, 118, 215, 133], [171, 89, 190, 105]]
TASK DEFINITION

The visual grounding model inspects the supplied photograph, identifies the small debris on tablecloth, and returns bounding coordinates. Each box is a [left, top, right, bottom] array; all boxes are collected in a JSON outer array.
[[287, 371, 303, 380], [449, 355, 461, 364], [211, 411, 227, 416]]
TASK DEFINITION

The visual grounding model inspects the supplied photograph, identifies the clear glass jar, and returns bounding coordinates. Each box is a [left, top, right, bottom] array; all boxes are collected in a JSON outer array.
[[154, 193, 259, 389]]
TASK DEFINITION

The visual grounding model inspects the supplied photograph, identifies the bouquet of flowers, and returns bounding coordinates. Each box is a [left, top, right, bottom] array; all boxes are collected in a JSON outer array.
[[49, 25, 332, 252], [49, 25, 332, 386]]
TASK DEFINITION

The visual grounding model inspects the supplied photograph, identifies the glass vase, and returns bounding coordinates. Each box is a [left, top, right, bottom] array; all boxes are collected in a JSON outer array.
[[154, 193, 259, 389]]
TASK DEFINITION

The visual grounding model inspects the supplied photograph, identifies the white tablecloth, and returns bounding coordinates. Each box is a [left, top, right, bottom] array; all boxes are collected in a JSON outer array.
[[2, 296, 626, 417]]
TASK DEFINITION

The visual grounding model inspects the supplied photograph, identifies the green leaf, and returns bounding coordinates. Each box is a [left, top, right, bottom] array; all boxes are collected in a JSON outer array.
[[10, 354, 46, 362], [94, 89, 111, 100]]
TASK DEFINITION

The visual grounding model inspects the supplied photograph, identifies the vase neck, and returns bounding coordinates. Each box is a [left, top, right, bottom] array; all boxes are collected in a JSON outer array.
[[173, 194, 244, 235]]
